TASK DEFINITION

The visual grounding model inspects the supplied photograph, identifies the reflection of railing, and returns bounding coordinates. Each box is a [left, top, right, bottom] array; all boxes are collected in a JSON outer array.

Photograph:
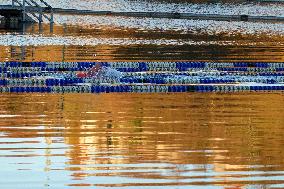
[[11, 0, 53, 24]]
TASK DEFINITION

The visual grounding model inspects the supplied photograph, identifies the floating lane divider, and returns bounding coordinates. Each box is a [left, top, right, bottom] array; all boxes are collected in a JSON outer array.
[[1, 84, 284, 93], [1, 63, 284, 74], [1, 75, 284, 86], [0, 61, 284, 93], [2, 62, 284, 71]]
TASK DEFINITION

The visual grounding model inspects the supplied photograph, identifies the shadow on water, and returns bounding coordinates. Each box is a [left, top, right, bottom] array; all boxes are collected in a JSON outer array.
[[0, 18, 54, 33], [0, 19, 22, 31]]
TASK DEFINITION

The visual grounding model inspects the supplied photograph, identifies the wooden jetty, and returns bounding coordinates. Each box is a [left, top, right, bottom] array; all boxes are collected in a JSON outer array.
[[0, 0, 284, 24]]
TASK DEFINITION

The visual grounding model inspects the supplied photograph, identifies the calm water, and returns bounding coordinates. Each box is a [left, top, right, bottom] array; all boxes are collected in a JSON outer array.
[[1, 0, 284, 188], [0, 20, 283, 62], [1, 93, 284, 188], [1, 0, 284, 62]]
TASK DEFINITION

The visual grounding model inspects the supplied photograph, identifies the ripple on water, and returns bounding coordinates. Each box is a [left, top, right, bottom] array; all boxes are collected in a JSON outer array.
[[0, 17, 283, 62], [0, 1, 284, 187], [0, 93, 284, 188]]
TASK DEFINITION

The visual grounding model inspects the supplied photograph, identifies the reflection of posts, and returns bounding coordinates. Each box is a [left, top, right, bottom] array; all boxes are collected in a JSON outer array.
[[50, 22, 53, 33], [21, 46, 26, 61], [4, 16, 22, 30], [4, 16, 11, 29], [62, 45, 66, 62], [22, 21, 26, 33], [39, 22, 43, 33]]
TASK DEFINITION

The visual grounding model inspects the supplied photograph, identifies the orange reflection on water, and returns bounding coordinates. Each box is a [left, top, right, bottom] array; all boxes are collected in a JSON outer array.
[[0, 22, 284, 62], [0, 93, 284, 188]]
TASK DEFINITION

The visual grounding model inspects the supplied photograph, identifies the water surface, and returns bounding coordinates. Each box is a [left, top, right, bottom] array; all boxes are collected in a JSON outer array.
[[0, 1, 284, 188], [0, 19, 283, 62], [1, 0, 284, 62], [1, 93, 284, 188]]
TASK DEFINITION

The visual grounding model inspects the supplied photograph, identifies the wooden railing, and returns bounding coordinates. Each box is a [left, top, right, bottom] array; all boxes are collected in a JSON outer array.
[[11, 0, 53, 23]]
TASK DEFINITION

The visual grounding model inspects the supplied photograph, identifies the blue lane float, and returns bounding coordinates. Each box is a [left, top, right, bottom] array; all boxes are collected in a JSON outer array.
[[0, 84, 284, 93], [0, 61, 284, 93], [2, 61, 284, 72]]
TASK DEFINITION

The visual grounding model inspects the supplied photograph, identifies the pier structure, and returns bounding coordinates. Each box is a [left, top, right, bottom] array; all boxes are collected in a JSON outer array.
[[0, 0, 54, 24]]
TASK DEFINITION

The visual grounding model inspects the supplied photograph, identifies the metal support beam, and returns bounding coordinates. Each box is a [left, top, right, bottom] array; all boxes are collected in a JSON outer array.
[[9, 0, 54, 24]]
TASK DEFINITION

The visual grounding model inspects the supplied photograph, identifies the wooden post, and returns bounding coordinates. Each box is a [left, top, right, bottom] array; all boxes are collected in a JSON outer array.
[[22, 0, 26, 22], [39, 13, 43, 23], [50, 9, 54, 33], [39, 7, 43, 23], [50, 9, 54, 24]]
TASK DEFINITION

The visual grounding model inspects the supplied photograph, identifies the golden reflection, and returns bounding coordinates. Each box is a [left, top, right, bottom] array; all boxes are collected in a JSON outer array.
[[0, 93, 284, 187], [0, 23, 284, 62]]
